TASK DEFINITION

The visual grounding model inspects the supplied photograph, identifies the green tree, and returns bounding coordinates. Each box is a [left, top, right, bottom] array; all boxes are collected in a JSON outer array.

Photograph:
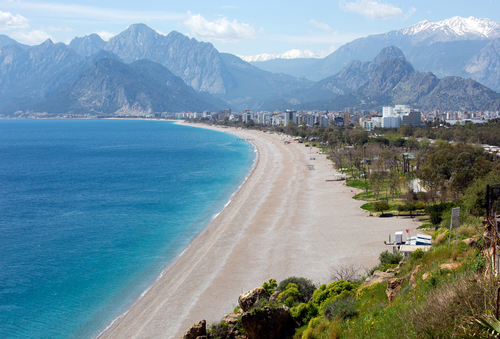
[[373, 201, 390, 215]]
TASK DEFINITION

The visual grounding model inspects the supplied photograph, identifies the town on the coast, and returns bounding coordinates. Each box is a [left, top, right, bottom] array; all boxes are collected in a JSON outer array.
[[3, 4, 500, 339]]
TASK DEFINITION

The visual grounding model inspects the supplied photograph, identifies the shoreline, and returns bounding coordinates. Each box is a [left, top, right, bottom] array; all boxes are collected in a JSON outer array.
[[99, 122, 420, 339]]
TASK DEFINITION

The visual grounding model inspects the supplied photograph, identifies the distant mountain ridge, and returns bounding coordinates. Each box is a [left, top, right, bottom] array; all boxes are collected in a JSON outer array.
[[1, 19, 499, 116], [238, 49, 321, 62], [250, 16, 500, 91], [261, 46, 500, 112]]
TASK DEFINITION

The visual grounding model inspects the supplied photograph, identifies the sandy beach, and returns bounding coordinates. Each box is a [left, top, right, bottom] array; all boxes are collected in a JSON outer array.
[[100, 122, 419, 339]]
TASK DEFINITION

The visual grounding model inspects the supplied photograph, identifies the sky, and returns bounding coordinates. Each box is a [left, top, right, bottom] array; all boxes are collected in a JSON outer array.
[[0, 0, 499, 57]]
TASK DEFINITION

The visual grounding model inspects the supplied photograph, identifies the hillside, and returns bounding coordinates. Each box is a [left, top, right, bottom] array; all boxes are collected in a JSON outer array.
[[23, 58, 225, 115]]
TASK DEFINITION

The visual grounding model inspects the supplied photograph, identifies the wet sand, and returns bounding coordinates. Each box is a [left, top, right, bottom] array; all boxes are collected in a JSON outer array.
[[100, 123, 418, 338]]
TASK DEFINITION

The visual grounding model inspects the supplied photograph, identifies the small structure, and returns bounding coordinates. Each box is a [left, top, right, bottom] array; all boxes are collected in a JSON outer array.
[[395, 231, 403, 245]]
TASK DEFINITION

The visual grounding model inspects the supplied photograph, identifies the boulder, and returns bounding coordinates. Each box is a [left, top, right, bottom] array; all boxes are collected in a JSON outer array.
[[409, 264, 421, 286], [180, 320, 206, 339], [241, 306, 295, 339], [440, 263, 461, 270], [221, 313, 239, 325], [362, 270, 395, 287], [238, 287, 269, 311], [386, 275, 408, 303]]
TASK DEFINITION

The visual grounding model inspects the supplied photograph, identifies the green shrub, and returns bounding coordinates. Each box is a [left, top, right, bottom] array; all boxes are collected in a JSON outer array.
[[277, 276, 317, 303], [410, 248, 425, 261], [379, 250, 403, 266], [290, 302, 319, 326], [262, 278, 277, 295], [207, 321, 231, 339], [278, 283, 301, 307], [311, 280, 359, 311], [322, 296, 357, 320], [379, 263, 398, 272]]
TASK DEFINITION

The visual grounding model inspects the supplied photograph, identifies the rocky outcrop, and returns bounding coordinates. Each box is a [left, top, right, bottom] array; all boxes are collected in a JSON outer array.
[[409, 264, 421, 286], [179, 320, 206, 339], [386, 275, 408, 303], [241, 306, 295, 339], [362, 270, 395, 287], [238, 287, 269, 311]]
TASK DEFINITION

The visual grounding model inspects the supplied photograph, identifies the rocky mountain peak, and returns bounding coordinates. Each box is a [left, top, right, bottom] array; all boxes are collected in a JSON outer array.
[[372, 46, 406, 65], [69, 33, 106, 57]]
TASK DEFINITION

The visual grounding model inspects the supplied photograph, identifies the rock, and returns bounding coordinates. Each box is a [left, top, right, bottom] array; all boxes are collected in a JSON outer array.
[[241, 306, 295, 339], [409, 264, 421, 286], [238, 287, 269, 311], [362, 270, 395, 287], [422, 272, 429, 280], [180, 320, 206, 339], [386, 269, 396, 273], [269, 291, 280, 304], [440, 263, 461, 270], [221, 313, 239, 325], [386, 275, 408, 303], [397, 261, 406, 269], [463, 236, 478, 246]]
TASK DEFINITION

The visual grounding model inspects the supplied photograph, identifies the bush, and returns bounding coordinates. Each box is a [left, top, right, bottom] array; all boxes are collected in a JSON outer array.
[[262, 278, 277, 295], [410, 248, 425, 261], [277, 277, 317, 303], [277, 283, 301, 307], [207, 321, 231, 339], [323, 296, 357, 321], [379, 250, 403, 266]]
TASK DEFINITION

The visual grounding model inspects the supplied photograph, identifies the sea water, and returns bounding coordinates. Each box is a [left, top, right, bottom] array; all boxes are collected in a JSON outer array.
[[0, 119, 255, 339]]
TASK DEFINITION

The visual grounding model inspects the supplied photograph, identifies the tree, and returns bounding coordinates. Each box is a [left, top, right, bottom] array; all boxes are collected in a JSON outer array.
[[373, 201, 390, 215]]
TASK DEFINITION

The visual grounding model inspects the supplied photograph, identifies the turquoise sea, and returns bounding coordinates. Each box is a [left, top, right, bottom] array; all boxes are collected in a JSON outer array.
[[0, 119, 255, 339]]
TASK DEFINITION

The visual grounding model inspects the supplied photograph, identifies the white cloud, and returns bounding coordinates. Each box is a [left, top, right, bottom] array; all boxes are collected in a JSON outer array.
[[405, 7, 417, 20], [184, 12, 256, 43], [310, 19, 331, 31], [0, 10, 29, 30], [339, 0, 403, 20], [11, 29, 51, 45], [95, 30, 115, 41]]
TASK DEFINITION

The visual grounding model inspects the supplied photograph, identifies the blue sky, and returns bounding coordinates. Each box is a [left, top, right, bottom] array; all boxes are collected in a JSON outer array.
[[0, 0, 499, 57]]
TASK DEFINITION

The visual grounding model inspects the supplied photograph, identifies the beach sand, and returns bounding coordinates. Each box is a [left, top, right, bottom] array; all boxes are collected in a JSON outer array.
[[100, 123, 419, 339]]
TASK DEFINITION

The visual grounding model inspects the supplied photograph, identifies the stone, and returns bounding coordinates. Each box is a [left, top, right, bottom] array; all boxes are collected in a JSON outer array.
[[362, 270, 395, 287], [409, 264, 421, 286], [238, 287, 269, 311], [386, 275, 408, 303], [180, 320, 206, 339], [463, 236, 479, 246], [241, 306, 295, 339], [221, 313, 239, 325], [440, 263, 461, 270], [269, 291, 280, 304], [422, 272, 429, 281]]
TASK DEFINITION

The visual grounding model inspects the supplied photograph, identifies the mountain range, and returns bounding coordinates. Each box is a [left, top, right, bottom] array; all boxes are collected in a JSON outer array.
[[261, 46, 500, 112], [0, 17, 500, 116], [250, 16, 500, 92]]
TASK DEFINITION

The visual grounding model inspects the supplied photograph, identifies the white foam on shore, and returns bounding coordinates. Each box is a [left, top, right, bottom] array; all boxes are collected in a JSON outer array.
[[96, 125, 258, 339]]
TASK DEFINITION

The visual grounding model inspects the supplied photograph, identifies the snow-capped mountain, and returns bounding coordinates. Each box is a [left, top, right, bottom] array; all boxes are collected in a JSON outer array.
[[400, 16, 500, 43], [238, 49, 321, 62]]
